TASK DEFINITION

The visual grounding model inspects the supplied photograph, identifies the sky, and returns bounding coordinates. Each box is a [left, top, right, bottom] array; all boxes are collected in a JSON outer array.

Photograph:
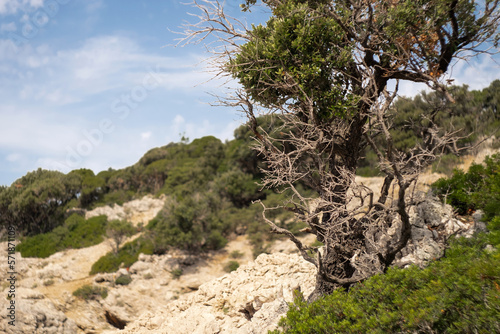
[[0, 0, 499, 187]]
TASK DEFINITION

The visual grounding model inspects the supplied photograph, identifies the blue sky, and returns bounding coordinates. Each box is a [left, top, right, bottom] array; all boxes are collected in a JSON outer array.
[[0, 0, 499, 186]]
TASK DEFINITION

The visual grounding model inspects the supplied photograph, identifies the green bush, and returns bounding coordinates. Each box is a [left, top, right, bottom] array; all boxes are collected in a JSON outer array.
[[43, 279, 55, 286], [115, 275, 132, 286], [147, 193, 235, 253], [432, 154, 500, 218], [171, 268, 183, 279], [205, 230, 228, 250], [90, 237, 154, 274], [224, 260, 240, 273], [272, 235, 500, 334], [17, 214, 107, 258], [229, 250, 244, 259], [73, 285, 108, 300]]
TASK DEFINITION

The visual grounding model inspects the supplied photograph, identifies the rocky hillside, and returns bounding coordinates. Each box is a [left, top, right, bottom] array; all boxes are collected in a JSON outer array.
[[0, 191, 485, 334]]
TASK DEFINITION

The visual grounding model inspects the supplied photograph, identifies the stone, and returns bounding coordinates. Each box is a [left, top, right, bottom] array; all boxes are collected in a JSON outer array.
[[95, 273, 114, 283], [85, 195, 166, 226], [138, 253, 153, 262], [129, 261, 150, 274], [472, 209, 484, 223], [112, 253, 316, 334], [0, 292, 78, 334]]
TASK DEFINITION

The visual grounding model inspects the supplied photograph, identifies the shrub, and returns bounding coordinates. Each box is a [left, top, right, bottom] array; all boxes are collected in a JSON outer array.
[[90, 237, 154, 274], [272, 235, 500, 334], [171, 268, 183, 279], [229, 250, 244, 259], [205, 230, 228, 251], [17, 214, 107, 258], [73, 285, 108, 300], [43, 279, 54, 286], [147, 193, 234, 253], [106, 220, 136, 253], [431, 153, 462, 176], [224, 261, 240, 273], [432, 154, 500, 218], [115, 275, 132, 286]]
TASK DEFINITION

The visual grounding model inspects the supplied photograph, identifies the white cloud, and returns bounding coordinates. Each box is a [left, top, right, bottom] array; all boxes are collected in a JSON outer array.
[[0, 108, 82, 154], [0, 0, 45, 15], [141, 131, 152, 140], [6, 153, 22, 162], [0, 35, 217, 107]]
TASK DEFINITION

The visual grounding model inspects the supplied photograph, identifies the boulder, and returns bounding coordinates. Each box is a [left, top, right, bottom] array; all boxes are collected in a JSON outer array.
[[0, 289, 78, 334], [113, 253, 316, 334]]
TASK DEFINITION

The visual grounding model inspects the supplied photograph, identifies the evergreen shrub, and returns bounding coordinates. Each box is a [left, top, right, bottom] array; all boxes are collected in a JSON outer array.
[[17, 214, 107, 258], [73, 285, 108, 300], [272, 235, 500, 334], [90, 237, 154, 274]]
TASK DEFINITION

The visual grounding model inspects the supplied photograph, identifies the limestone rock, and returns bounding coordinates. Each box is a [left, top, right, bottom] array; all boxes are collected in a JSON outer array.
[[0, 289, 78, 334], [85, 195, 166, 226], [111, 253, 316, 334], [398, 197, 477, 267]]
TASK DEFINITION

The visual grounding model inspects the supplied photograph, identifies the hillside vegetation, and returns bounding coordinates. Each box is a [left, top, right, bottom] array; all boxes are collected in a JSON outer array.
[[1, 82, 499, 267]]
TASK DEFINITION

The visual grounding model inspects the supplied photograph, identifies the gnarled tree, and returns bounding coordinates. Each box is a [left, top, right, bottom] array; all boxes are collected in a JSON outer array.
[[181, 0, 500, 300]]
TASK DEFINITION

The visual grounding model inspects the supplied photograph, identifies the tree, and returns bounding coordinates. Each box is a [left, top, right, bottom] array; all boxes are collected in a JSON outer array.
[[0, 169, 81, 235], [182, 0, 500, 300], [106, 220, 136, 254], [68, 169, 106, 208]]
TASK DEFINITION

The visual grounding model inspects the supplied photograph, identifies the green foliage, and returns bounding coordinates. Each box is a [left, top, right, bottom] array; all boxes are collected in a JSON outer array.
[[115, 275, 132, 286], [487, 216, 500, 246], [73, 285, 108, 300], [106, 220, 137, 253], [0, 169, 81, 235], [98, 189, 135, 206], [224, 260, 240, 273], [157, 136, 225, 198], [272, 235, 500, 334], [147, 192, 235, 253], [90, 237, 154, 274], [170, 268, 183, 279], [432, 154, 500, 218], [205, 230, 228, 251], [68, 168, 106, 208], [17, 214, 107, 258], [43, 279, 55, 286], [229, 250, 244, 259], [213, 168, 262, 208], [432, 154, 463, 176], [231, 0, 356, 120]]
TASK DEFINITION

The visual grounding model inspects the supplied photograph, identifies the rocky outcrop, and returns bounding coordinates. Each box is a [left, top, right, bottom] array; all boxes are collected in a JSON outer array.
[[397, 196, 477, 267], [106, 253, 316, 334], [0, 288, 78, 334], [1, 195, 484, 334], [85, 195, 166, 226], [105, 196, 482, 334]]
